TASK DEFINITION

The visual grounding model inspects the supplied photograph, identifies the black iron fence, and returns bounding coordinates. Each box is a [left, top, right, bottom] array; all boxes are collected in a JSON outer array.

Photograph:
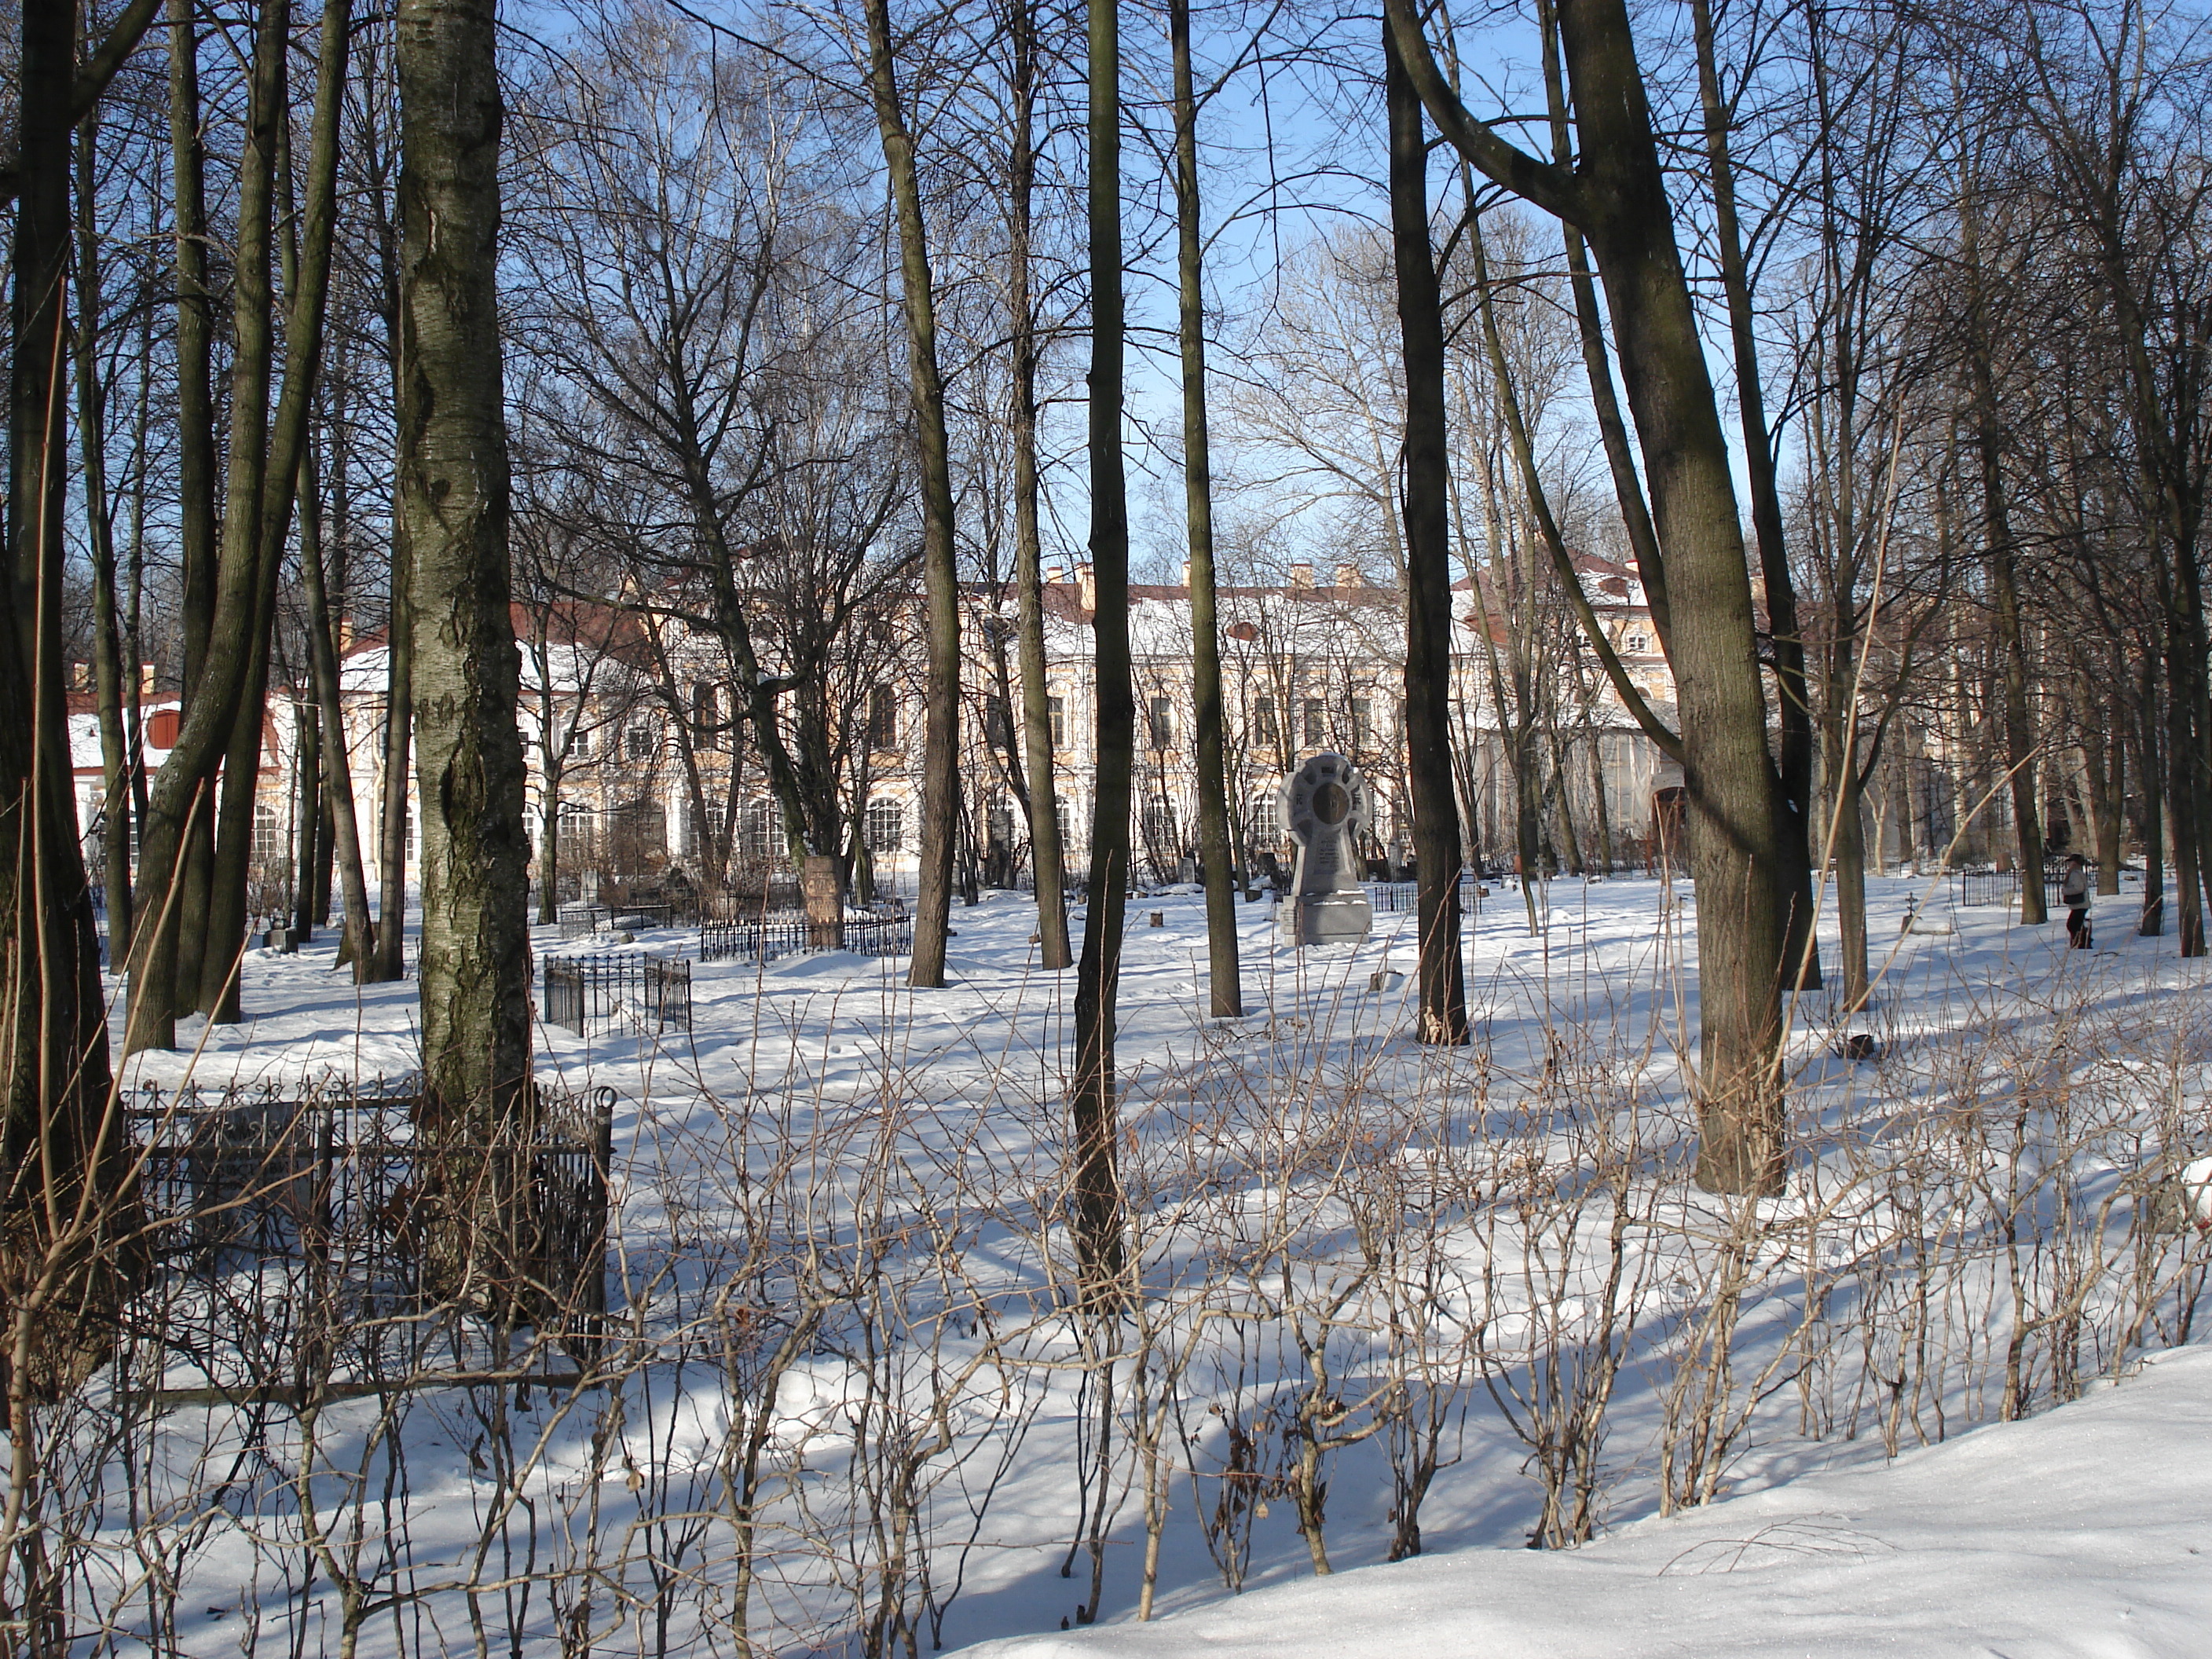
[[1953, 866, 2070, 909], [698, 911, 914, 965], [1363, 873, 1485, 914], [542, 952, 694, 1035], [125, 1075, 613, 1368], [558, 903, 610, 939]]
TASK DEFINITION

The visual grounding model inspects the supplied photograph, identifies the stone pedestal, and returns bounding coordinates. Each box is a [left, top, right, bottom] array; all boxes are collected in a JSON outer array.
[[1278, 753, 1373, 948]]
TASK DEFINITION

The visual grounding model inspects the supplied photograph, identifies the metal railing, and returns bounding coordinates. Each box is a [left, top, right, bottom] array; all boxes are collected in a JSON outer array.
[[1364, 873, 1485, 914], [125, 1075, 613, 1368], [1952, 866, 2070, 910], [698, 911, 914, 965], [542, 953, 694, 1035], [558, 903, 610, 939]]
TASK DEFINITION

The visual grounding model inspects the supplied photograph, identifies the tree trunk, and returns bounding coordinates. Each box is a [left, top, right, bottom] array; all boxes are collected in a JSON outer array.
[[1832, 745, 1870, 1010], [1386, 23, 1468, 1044], [126, 0, 290, 1049], [3, 0, 152, 1404], [293, 693, 322, 942], [1007, 0, 1070, 971], [163, 0, 216, 1034], [862, 0, 960, 991], [372, 529, 415, 972], [1390, 0, 1792, 1192], [201, 0, 348, 1021], [297, 429, 378, 972], [396, 0, 534, 1295], [1690, 0, 1818, 991], [2156, 548, 2203, 954], [2077, 676, 2122, 896], [1173, 0, 1242, 1020], [2135, 648, 2165, 935], [537, 786, 561, 925], [74, 105, 134, 968], [1072, 0, 1133, 1295]]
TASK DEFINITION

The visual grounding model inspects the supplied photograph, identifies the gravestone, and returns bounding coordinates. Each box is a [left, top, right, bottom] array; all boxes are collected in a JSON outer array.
[[802, 855, 844, 950], [1278, 753, 1373, 947]]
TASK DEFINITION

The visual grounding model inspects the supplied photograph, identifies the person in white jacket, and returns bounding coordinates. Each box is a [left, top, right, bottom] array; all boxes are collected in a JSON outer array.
[[2061, 854, 2093, 950]]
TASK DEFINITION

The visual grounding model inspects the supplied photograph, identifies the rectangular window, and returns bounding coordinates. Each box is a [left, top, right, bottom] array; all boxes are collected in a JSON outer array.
[[626, 724, 654, 763], [866, 797, 905, 852], [1249, 794, 1281, 844], [1048, 694, 1066, 749], [570, 725, 591, 760], [692, 681, 718, 746], [1150, 696, 1174, 749], [1302, 698, 1325, 746], [1351, 698, 1372, 750], [1254, 696, 1279, 747], [869, 685, 898, 751]]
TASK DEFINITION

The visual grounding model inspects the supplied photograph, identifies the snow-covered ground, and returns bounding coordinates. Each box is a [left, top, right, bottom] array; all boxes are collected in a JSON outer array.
[[75, 870, 2212, 1657], [963, 1339, 2212, 1659]]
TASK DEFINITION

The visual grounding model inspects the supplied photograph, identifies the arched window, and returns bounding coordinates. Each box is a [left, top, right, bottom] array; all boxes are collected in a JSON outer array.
[[866, 797, 905, 853]]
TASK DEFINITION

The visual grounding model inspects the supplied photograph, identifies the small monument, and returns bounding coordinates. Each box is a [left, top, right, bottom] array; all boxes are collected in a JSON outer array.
[[1278, 753, 1373, 947], [801, 855, 844, 950]]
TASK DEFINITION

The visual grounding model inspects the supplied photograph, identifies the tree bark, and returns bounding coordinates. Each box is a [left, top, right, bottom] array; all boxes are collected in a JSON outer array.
[[1006, 0, 1070, 971], [126, 0, 291, 1049], [2, 0, 148, 1404], [862, 0, 960, 990], [297, 429, 377, 972], [1690, 0, 1818, 991], [396, 0, 534, 1295], [201, 0, 350, 1020], [1385, 23, 1467, 1044], [1173, 0, 1242, 1020], [163, 0, 215, 1031], [1072, 0, 1133, 1292], [1389, 0, 1792, 1193], [74, 104, 134, 969], [292, 694, 321, 941], [2135, 647, 2166, 934]]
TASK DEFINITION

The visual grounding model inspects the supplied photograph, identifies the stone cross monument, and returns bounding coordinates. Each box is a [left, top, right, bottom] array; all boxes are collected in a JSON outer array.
[[1278, 753, 1373, 947]]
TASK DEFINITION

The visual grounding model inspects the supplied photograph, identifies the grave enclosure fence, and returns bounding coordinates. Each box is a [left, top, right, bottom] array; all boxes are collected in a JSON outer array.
[[124, 1075, 615, 1379], [698, 910, 914, 965], [542, 952, 694, 1035]]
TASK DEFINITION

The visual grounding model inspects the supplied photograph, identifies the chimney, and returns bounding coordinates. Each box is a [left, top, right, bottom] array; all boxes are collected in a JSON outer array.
[[1334, 562, 1360, 589], [139, 663, 156, 696], [1289, 562, 1313, 591], [1076, 562, 1097, 612], [1181, 558, 1192, 589], [337, 614, 357, 653], [69, 661, 90, 693], [1045, 563, 1067, 585]]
